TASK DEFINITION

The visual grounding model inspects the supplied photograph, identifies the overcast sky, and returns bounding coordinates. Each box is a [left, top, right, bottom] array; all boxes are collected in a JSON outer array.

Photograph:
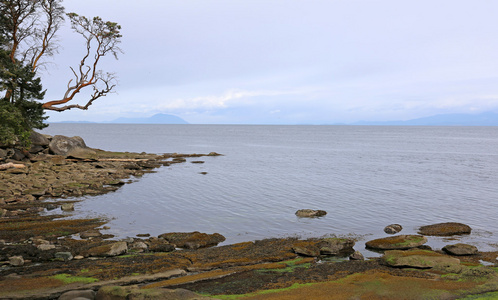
[[40, 0, 498, 124]]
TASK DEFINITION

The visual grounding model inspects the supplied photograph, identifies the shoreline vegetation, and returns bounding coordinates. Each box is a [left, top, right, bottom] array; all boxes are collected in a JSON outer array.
[[1, 134, 498, 299]]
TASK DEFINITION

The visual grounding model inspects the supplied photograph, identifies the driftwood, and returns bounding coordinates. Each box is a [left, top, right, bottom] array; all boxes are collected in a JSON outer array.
[[0, 163, 26, 170]]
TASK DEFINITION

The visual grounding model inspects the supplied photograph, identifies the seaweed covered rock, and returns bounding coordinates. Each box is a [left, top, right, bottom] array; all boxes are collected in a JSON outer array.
[[382, 249, 460, 269], [159, 231, 226, 249], [365, 235, 427, 250], [418, 222, 471, 236]]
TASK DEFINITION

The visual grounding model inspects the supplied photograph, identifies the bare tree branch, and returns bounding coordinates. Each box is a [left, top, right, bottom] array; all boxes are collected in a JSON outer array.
[[42, 13, 122, 112]]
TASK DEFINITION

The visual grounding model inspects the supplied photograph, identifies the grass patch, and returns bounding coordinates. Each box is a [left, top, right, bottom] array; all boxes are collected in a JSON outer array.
[[51, 274, 98, 284], [255, 258, 312, 274]]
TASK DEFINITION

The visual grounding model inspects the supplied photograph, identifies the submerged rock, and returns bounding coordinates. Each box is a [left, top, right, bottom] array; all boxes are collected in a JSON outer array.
[[295, 209, 327, 218], [365, 235, 427, 250], [418, 222, 472, 236]]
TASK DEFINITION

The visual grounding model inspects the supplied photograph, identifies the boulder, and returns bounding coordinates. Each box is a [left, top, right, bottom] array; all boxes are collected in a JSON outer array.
[[11, 149, 26, 161], [382, 249, 460, 269], [295, 209, 327, 218], [384, 224, 403, 234], [158, 231, 226, 249], [318, 238, 355, 256], [442, 243, 478, 256], [59, 290, 95, 300], [365, 235, 427, 250], [418, 222, 472, 236], [49, 135, 90, 156], [30, 131, 49, 146]]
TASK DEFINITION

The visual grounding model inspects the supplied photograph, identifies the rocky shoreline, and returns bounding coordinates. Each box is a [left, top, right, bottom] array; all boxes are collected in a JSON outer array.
[[1, 133, 498, 299]]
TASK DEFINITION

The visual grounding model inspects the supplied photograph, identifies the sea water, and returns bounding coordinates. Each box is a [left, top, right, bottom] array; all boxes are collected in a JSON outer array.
[[40, 124, 498, 255]]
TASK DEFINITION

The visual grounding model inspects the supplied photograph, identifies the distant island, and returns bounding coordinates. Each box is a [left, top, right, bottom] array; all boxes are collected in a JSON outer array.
[[352, 111, 498, 126], [51, 111, 498, 126], [53, 113, 189, 124]]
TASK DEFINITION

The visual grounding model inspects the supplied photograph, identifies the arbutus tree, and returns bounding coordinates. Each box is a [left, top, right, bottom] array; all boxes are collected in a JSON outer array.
[[0, 0, 122, 112]]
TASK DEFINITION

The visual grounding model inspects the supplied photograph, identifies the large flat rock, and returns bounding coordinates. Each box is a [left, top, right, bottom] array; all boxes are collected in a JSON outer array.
[[365, 235, 427, 250]]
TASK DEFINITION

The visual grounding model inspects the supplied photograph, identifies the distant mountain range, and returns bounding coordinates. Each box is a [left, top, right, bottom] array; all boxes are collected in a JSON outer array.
[[352, 112, 498, 126], [52, 111, 498, 126], [55, 113, 189, 124]]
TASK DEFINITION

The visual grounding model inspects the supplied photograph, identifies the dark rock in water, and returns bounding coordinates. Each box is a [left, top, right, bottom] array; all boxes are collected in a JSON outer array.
[[349, 251, 365, 260], [295, 209, 327, 218], [207, 152, 222, 156], [384, 224, 403, 234], [191, 160, 205, 164], [366, 235, 427, 250], [80, 229, 102, 239], [158, 231, 226, 249], [382, 249, 460, 269], [418, 222, 472, 236], [442, 243, 478, 256], [61, 203, 75, 212]]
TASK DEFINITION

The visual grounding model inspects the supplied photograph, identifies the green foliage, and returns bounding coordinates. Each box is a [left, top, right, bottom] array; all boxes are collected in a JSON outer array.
[[0, 20, 47, 148]]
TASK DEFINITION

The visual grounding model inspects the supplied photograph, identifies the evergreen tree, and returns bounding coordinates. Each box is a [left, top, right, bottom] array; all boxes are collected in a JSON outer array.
[[0, 7, 47, 147]]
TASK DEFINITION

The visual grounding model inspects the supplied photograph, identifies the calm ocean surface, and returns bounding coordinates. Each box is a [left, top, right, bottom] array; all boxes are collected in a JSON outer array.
[[41, 124, 498, 256]]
